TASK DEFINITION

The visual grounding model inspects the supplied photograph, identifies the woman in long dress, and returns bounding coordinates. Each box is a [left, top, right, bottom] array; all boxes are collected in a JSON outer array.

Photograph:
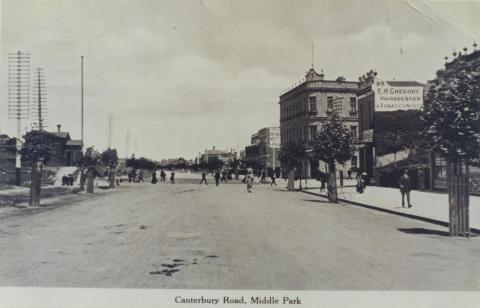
[[246, 169, 254, 193]]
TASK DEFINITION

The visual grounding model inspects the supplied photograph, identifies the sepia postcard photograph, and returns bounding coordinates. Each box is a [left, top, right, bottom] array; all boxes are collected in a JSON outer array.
[[0, 0, 479, 307]]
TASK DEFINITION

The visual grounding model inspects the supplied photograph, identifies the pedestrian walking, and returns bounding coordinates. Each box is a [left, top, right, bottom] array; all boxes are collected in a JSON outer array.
[[270, 173, 277, 186], [319, 172, 326, 192], [246, 170, 254, 193], [200, 172, 208, 185], [160, 170, 166, 182], [356, 174, 364, 194], [260, 171, 266, 184], [361, 172, 368, 189], [221, 171, 227, 183], [214, 171, 220, 186], [170, 170, 175, 184], [151, 170, 158, 184], [399, 169, 412, 208]]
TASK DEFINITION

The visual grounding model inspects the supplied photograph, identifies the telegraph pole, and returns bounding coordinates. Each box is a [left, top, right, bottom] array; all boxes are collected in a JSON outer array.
[[107, 113, 113, 149], [32, 68, 47, 131], [81, 56, 84, 143], [126, 129, 130, 159], [8, 51, 30, 186]]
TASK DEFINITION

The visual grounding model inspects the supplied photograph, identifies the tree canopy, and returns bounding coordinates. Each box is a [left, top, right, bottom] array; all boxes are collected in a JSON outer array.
[[423, 53, 480, 163], [278, 141, 305, 171], [101, 148, 119, 169], [74, 146, 101, 168], [20, 131, 57, 165], [310, 115, 354, 166], [374, 110, 425, 156]]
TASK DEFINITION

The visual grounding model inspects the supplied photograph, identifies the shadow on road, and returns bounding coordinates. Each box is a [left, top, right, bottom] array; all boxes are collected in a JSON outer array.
[[398, 228, 451, 237], [301, 199, 331, 204]]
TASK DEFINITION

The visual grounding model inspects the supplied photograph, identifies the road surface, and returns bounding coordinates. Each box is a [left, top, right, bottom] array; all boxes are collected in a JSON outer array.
[[0, 177, 479, 289]]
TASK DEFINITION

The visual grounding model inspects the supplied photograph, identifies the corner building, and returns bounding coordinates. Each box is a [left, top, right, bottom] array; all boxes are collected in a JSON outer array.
[[279, 68, 359, 179]]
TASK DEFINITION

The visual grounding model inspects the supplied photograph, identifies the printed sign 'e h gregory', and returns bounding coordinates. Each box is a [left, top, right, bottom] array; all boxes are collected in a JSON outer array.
[[372, 79, 424, 112]]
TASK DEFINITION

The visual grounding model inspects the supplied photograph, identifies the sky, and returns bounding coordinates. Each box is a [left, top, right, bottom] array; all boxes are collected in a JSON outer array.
[[1, 0, 479, 160]]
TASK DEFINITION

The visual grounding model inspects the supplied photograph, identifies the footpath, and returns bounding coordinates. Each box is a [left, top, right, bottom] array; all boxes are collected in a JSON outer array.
[[298, 180, 480, 234]]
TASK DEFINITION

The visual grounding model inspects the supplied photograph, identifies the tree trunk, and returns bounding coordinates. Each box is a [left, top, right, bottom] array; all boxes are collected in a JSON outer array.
[[86, 168, 95, 193], [109, 169, 116, 188], [79, 169, 86, 191], [327, 163, 338, 203], [29, 161, 43, 207], [287, 170, 295, 191], [447, 156, 470, 237]]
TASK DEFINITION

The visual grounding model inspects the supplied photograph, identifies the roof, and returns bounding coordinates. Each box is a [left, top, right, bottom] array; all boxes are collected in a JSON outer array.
[[386, 81, 424, 87], [66, 140, 83, 147], [48, 132, 70, 139]]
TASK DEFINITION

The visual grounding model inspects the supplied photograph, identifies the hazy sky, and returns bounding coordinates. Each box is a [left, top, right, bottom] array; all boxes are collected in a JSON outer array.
[[1, 0, 479, 159]]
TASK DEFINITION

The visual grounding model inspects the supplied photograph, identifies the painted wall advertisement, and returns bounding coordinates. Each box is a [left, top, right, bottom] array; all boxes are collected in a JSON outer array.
[[372, 79, 424, 112]]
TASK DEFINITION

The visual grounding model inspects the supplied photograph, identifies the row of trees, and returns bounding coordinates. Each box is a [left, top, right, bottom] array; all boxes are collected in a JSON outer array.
[[20, 130, 119, 206], [279, 115, 355, 203], [278, 51, 479, 237]]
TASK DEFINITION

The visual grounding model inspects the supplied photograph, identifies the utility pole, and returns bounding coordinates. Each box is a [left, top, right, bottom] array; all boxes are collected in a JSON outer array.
[[125, 129, 130, 159], [107, 113, 113, 149], [311, 41, 314, 68], [32, 68, 47, 131], [81, 56, 84, 143], [8, 51, 30, 186]]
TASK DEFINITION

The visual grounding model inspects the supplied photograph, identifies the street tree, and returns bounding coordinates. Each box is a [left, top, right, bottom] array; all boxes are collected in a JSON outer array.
[[20, 131, 56, 206], [278, 141, 305, 191], [101, 148, 119, 188], [310, 115, 355, 202], [75, 147, 101, 193], [126, 155, 139, 172], [423, 50, 480, 236]]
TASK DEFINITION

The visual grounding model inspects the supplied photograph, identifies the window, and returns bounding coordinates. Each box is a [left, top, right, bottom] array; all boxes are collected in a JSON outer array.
[[350, 97, 357, 113], [327, 96, 334, 112], [351, 156, 357, 168], [310, 125, 317, 139], [350, 125, 357, 138], [309, 96, 317, 113]]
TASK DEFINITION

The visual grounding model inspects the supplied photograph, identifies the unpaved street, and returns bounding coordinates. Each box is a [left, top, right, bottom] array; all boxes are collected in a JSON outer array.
[[0, 179, 479, 290]]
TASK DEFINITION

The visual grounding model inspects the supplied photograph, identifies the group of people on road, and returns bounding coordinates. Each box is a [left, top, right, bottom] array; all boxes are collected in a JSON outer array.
[[61, 174, 75, 186], [200, 170, 231, 186], [151, 169, 175, 184]]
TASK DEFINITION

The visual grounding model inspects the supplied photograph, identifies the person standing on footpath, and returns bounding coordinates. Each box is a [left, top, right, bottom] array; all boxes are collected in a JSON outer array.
[[214, 170, 220, 186], [399, 169, 412, 208], [221, 171, 227, 183], [170, 170, 175, 184], [356, 173, 364, 193], [151, 169, 158, 184], [246, 169, 254, 193], [200, 172, 208, 185], [319, 172, 326, 192], [270, 172, 277, 186]]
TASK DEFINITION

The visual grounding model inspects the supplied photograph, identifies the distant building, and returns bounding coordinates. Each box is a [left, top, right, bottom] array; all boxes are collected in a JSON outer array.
[[279, 68, 359, 178], [198, 146, 237, 168], [244, 127, 280, 176], [0, 134, 21, 185]]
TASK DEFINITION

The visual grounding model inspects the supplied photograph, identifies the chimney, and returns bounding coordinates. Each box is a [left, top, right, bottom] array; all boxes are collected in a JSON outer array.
[[319, 69, 325, 81], [57, 124, 61, 133]]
